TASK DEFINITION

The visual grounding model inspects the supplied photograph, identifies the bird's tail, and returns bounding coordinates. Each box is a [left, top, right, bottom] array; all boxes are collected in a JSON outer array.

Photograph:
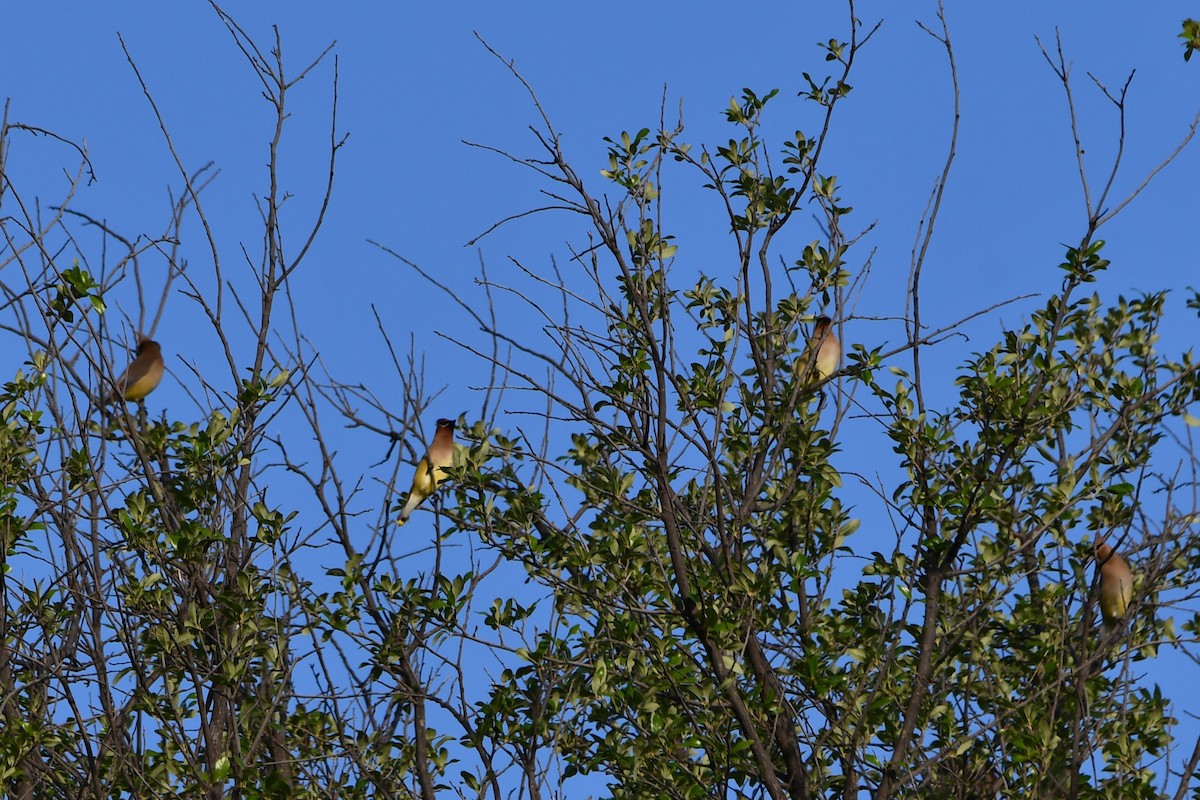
[[397, 493, 420, 525]]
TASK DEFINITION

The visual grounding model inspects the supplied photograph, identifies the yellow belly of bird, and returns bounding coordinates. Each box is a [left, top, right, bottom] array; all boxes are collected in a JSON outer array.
[[413, 462, 449, 496], [1100, 584, 1130, 623], [123, 368, 164, 401], [816, 351, 839, 380]]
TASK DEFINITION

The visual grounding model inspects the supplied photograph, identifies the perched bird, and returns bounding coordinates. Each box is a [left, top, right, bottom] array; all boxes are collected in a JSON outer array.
[[799, 316, 841, 383], [1095, 541, 1133, 628], [398, 418, 456, 524], [104, 337, 164, 404]]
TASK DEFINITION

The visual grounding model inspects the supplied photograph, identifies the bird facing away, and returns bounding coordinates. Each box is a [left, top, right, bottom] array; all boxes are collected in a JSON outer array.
[[398, 418, 456, 524], [800, 316, 841, 383], [105, 337, 164, 404], [1095, 542, 1133, 628]]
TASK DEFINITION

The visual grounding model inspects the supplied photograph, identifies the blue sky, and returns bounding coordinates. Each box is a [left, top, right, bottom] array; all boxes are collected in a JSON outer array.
[[5, 2, 1195, 392], [3, 1, 1199, 793]]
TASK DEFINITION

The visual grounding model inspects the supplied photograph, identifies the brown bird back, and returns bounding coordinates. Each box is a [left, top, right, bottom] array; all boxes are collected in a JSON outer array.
[[105, 338, 165, 404]]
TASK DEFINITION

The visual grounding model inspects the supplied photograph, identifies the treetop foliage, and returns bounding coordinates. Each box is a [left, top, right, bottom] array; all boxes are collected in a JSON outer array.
[[0, 4, 1199, 799]]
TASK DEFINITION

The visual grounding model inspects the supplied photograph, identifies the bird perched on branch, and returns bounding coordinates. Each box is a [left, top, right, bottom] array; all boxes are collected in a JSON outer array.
[[104, 337, 164, 404], [800, 316, 840, 384], [398, 418, 456, 524], [1095, 541, 1133, 629]]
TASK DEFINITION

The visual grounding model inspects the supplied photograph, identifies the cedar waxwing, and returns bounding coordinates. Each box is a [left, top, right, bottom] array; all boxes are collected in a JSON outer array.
[[398, 418, 456, 524], [1095, 542, 1133, 627], [104, 337, 164, 404], [799, 316, 841, 383]]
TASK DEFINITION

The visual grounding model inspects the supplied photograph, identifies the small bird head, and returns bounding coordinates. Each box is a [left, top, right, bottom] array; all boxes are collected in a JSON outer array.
[[135, 337, 161, 356], [436, 418, 456, 431], [813, 316, 833, 335], [1095, 542, 1114, 562]]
